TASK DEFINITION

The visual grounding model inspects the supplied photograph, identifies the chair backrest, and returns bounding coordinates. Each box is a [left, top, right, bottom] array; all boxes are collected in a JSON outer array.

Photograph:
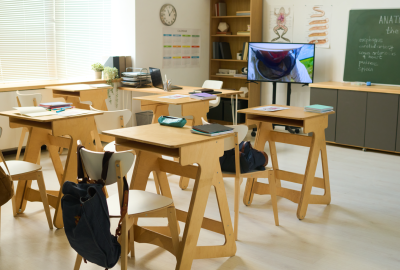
[[202, 80, 223, 89], [79, 147, 134, 186], [90, 106, 132, 133], [16, 90, 42, 106], [223, 125, 248, 151]]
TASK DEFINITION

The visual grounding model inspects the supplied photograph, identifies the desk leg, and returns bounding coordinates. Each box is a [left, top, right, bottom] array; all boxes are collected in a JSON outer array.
[[297, 129, 327, 220], [182, 101, 209, 126]]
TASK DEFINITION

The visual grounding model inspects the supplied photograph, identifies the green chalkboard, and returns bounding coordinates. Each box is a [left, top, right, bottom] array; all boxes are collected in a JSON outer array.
[[344, 9, 400, 85]]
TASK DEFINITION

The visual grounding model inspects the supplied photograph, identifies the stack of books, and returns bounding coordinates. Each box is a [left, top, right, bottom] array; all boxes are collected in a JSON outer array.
[[241, 42, 249, 60], [236, 11, 251, 16], [212, 42, 232, 59], [191, 124, 234, 137], [39, 102, 73, 110], [304, 104, 333, 113], [237, 31, 250, 36], [190, 93, 217, 100]]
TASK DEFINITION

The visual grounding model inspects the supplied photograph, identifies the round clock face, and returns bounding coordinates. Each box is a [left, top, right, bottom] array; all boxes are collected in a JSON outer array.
[[160, 4, 177, 26]]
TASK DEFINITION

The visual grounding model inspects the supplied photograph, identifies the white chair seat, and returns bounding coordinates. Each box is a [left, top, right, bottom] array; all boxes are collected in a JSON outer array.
[[0, 160, 42, 176], [108, 190, 173, 217]]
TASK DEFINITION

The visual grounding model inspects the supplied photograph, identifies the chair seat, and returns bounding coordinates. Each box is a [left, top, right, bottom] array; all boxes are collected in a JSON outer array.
[[108, 190, 173, 217], [222, 167, 272, 178], [0, 160, 42, 176]]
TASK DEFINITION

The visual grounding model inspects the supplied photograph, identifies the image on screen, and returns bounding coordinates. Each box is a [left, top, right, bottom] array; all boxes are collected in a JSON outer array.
[[247, 43, 315, 84]]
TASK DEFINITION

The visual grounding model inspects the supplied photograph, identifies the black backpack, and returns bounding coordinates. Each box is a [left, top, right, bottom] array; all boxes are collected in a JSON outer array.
[[219, 141, 268, 173], [61, 146, 129, 269]]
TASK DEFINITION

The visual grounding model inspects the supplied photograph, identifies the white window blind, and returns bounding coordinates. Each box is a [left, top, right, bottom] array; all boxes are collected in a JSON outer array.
[[0, 0, 56, 83], [55, 0, 111, 79], [0, 0, 111, 83]]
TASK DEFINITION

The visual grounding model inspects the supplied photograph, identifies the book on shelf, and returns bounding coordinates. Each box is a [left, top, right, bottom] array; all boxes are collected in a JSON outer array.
[[213, 42, 222, 59], [215, 2, 227, 16], [237, 31, 251, 36], [215, 31, 232, 35], [236, 11, 251, 16], [234, 74, 247, 78], [304, 104, 333, 113], [241, 42, 249, 60], [190, 93, 217, 100], [219, 42, 232, 59], [216, 73, 232, 76]]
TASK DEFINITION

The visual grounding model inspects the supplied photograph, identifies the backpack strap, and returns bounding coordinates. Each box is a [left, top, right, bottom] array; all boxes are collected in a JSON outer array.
[[77, 144, 87, 181], [0, 150, 11, 176], [101, 151, 114, 181]]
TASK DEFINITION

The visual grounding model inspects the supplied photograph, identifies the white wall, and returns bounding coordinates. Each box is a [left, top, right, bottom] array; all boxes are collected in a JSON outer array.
[[261, 0, 400, 107]]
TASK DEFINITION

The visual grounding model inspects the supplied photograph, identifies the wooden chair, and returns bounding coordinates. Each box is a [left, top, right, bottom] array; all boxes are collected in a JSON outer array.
[[203, 80, 223, 108], [90, 106, 132, 152], [73, 147, 180, 270], [222, 125, 279, 240], [15, 90, 42, 161], [0, 127, 53, 232]]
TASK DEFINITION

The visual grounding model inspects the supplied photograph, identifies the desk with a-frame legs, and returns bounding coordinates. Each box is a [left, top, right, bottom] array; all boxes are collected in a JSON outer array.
[[0, 110, 103, 229], [238, 105, 334, 220], [104, 124, 236, 270]]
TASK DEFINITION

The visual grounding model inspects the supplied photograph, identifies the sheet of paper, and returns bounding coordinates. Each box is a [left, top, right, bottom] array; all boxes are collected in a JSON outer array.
[[305, 5, 332, 49], [159, 94, 189, 99], [253, 106, 289, 112], [163, 27, 201, 68], [269, 5, 294, 43], [57, 109, 91, 117]]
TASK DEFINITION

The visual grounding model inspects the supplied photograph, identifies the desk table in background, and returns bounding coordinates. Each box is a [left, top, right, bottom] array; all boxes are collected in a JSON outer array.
[[0, 110, 103, 229], [239, 105, 334, 220]]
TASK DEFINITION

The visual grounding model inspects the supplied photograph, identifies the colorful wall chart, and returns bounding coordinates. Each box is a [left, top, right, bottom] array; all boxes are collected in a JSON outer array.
[[163, 27, 201, 68]]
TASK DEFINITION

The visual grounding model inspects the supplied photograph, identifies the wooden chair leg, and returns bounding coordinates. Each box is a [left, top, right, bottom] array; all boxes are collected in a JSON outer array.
[[129, 224, 135, 258], [120, 217, 128, 270], [16, 128, 28, 160], [166, 206, 180, 256], [11, 182, 17, 217], [74, 254, 83, 270], [268, 170, 279, 226], [234, 177, 241, 240], [153, 172, 161, 195], [58, 147, 63, 155], [36, 149, 41, 165], [36, 172, 53, 229], [179, 176, 190, 190]]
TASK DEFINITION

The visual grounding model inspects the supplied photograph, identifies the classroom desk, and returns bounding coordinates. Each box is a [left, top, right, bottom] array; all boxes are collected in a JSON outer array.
[[238, 105, 334, 220], [130, 87, 242, 125], [46, 84, 112, 110], [0, 110, 103, 229], [103, 124, 236, 270]]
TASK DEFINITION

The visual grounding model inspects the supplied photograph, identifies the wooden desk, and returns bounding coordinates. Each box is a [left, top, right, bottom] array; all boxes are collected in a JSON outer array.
[[238, 105, 334, 220], [132, 87, 242, 126], [103, 124, 236, 270], [0, 110, 103, 229], [46, 84, 112, 110]]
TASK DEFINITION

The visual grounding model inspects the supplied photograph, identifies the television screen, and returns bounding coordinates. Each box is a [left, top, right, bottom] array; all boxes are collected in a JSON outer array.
[[247, 43, 315, 84]]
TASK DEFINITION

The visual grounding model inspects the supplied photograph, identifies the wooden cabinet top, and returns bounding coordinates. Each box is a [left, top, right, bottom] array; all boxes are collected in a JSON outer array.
[[310, 81, 400, 95]]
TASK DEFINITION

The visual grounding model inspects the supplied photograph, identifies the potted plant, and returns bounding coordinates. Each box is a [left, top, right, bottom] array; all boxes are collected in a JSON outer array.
[[103, 66, 119, 107], [91, 63, 104, 79]]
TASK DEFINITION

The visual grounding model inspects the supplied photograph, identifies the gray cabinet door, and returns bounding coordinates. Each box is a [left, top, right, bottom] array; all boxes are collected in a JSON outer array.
[[365, 93, 399, 151], [336, 90, 367, 147], [397, 98, 400, 152], [310, 88, 338, 142]]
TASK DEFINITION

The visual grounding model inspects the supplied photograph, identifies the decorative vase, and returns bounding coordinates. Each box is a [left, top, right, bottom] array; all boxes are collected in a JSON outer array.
[[95, 71, 102, 79], [239, 87, 249, 98]]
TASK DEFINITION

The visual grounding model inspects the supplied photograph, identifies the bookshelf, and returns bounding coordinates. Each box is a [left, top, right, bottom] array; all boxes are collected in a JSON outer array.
[[209, 0, 262, 125]]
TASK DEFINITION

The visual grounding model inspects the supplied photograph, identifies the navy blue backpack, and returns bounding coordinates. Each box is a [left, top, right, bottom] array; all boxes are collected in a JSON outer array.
[[219, 141, 268, 173], [61, 146, 129, 269]]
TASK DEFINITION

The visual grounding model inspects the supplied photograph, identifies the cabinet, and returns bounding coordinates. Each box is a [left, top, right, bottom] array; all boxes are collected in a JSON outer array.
[[336, 90, 368, 147], [310, 88, 337, 142], [365, 93, 399, 151]]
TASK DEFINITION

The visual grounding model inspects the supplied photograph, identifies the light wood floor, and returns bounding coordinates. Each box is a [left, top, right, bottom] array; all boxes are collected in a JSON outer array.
[[1, 130, 400, 270]]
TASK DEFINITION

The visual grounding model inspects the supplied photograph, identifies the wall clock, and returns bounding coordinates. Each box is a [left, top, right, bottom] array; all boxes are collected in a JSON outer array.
[[160, 4, 177, 26]]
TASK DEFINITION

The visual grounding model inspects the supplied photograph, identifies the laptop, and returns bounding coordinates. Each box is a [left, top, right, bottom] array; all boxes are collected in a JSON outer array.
[[149, 67, 182, 90]]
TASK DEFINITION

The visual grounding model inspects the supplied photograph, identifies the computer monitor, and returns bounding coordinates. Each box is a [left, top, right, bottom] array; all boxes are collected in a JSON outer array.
[[247, 43, 315, 84]]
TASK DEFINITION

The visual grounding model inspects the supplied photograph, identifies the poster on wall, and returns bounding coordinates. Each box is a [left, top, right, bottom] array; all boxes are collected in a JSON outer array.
[[305, 5, 332, 48], [163, 27, 201, 68], [268, 5, 294, 43]]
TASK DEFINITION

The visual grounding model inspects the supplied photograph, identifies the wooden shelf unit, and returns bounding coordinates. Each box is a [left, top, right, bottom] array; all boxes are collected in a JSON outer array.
[[209, 0, 262, 125]]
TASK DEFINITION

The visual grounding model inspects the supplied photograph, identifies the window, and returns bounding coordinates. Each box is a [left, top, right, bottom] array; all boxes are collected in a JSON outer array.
[[0, 0, 111, 83]]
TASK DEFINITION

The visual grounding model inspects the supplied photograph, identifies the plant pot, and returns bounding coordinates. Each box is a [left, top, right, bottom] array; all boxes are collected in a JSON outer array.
[[94, 71, 102, 79]]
